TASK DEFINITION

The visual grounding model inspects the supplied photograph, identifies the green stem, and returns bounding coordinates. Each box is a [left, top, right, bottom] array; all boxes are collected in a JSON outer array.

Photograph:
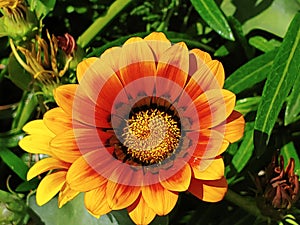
[[77, 0, 133, 48], [225, 189, 266, 219]]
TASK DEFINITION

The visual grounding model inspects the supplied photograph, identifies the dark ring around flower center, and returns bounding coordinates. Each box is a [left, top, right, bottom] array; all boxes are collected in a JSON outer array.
[[112, 97, 182, 166]]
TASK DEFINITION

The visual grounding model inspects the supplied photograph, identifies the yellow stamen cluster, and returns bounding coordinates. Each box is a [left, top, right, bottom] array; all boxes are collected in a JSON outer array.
[[122, 109, 181, 165], [0, 0, 20, 9]]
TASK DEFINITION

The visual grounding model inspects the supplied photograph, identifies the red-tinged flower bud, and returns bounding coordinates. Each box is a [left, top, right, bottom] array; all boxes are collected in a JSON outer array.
[[57, 33, 77, 55]]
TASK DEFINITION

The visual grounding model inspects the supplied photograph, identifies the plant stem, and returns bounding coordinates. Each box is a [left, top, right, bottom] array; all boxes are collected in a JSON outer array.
[[225, 189, 266, 219], [77, 0, 132, 48]]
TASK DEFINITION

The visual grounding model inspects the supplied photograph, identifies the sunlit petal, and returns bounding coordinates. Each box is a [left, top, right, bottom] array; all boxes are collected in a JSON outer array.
[[36, 171, 66, 206]]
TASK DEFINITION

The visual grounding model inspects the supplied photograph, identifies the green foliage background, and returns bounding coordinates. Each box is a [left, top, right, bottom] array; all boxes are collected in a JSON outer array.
[[0, 0, 300, 224]]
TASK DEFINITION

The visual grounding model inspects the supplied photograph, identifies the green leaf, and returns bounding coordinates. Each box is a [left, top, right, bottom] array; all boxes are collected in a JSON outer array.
[[228, 16, 254, 59], [221, 0, 300, 38], [214, 45, 230, 57], [11, 91, 38, 130], [285, 72, 300, 125], [0, 147, 28, 180], [77, 0, 133, 48], [29, 194, 119, 225], [234, 96, 261, 116], [16, 178, 39, 192], [254, 12, 300, 156], [8, 54, 33, 91], [242, 0, 300, 38], [190, 0, 234, 41], [249, 36, 281, 53], [28, 0, 56, 19], [0, 129, 24, 148], [224, 49, 277, 94], [232, 122, 254, 173], [281, 140, 300, 176]]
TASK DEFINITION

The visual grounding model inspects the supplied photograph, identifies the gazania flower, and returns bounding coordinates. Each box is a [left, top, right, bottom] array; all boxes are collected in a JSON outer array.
[[19, 32, 245, 224]]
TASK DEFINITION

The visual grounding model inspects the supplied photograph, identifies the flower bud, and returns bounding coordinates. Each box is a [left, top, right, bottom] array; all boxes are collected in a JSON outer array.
[[0, 191, 27, 225], [57, 33, 77, 55], [1, 3, 38, 42], [255, 154, 300, 219]]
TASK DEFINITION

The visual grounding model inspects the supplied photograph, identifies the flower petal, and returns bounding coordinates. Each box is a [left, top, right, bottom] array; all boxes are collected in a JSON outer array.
[[27, 158, 70, 180], [128, 195, 156, 225], [183, 89, 236, 129], [156, 42, 189, 101], [77, 57, 98, 83], [53, 84, 77, 114], [77, 58, 127, 114], [215, 110, 245, 143], [72, 91, 112, 128], [106, 181, 141, 210], [144, 32, 171, 62], [188, 177, 228, 202], [66, 154, 107, 192], [160, 163, 191, 192], [43, 107, 72, 135], [50, 130, 82, 163], [186, 129, 229, 159], [190, 157, 225, 180], [188, 48, 211, 76], [142, 183, 178, 216], [19, 135, 53, 156], [58, 183, 80, 208], [118, 37, 156, 98], [36, 171, 66, 206], [183, 60, 224, 103], [100, 47, 122, 72], [85, 185, 111, 217], [22, 120, 55, 137], [106, 165, 142, 210]]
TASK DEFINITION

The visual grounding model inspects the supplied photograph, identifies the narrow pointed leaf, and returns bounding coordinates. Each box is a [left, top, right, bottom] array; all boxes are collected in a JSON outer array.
[[234, 97, 261, 116], [190, 0, 234, 41], [232, 122, 254, 173], [285, 73, 300, 125], [281, 140, 300, 176], [254, 12, 300, 157], [11, 91, 38, 130], [224, 49, 277, 94], [249, 36, 281, 52], [0, 147, 28, 180], [77, 0, 133, 48]]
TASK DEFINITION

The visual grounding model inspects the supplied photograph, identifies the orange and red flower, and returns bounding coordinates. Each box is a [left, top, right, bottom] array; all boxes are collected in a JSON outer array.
[[19, 32, 245, 224]]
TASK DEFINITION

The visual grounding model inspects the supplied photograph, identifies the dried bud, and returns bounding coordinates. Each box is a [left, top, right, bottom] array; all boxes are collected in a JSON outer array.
[[255, 154, 300, 219], [57, 33, 77, 55]]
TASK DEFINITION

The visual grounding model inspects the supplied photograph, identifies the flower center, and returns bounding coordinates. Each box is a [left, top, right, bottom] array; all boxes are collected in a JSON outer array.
[[122, 109, 181, 165]]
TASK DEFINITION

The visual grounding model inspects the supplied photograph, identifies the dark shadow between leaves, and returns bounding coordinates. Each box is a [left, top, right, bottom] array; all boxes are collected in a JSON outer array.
[[254, 129, 269, 158]]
